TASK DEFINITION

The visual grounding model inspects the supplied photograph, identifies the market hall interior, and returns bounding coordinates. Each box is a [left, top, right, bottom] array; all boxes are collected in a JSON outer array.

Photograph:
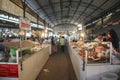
[[0, 0, 120, 80]]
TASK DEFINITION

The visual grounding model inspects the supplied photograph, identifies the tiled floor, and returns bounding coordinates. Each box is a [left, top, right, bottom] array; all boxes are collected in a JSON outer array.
[[36, 47, 77, 80]]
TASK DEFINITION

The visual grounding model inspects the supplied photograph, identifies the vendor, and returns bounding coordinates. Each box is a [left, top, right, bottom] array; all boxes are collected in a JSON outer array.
[[94, 34, 103, 44], [102, 33, 107, 41], [107, 29, 119, 53]]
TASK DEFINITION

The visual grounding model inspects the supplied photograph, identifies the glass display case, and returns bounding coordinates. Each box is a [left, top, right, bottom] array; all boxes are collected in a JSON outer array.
[[69, 41, 120, 80], [85, 41, 112, 64], [0, 40, 41, 79], [0, 40, 41, 63]]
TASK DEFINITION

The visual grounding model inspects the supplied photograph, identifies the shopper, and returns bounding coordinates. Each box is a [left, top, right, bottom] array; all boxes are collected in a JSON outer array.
[[43, 38, 49, 44], [107, 29, 119, 53], [0, 38, 4, 52], [59, 36, 66, 52], [51, 36, 57, 54], [4, 36, 11, 54], [51, 36, 55, 45]]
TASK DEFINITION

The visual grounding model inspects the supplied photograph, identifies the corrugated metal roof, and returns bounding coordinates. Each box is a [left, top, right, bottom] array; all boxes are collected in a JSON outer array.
[[25, 0, 120, 27]]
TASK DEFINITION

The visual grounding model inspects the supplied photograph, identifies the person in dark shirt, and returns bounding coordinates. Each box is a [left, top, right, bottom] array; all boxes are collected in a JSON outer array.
[[51, 36, 55, 45], [0, 38, 4, 51], [51, 36, 57, 53], [102, 33, 107, 41], [107, 29, 119, 52]]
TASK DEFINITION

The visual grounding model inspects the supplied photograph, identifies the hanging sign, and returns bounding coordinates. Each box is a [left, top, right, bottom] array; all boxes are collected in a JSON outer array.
[[19, 18, 31, 30]]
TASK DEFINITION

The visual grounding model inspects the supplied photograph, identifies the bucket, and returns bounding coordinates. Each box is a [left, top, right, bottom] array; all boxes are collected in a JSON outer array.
[[101, 73, 118, 80]]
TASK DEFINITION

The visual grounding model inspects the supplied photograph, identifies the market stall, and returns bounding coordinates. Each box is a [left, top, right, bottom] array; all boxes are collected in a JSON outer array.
[[68, 41, 120, 80], [0, 40, 49, 80]]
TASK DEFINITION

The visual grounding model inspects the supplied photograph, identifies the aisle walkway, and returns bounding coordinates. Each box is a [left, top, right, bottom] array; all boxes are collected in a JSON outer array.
[[36, 47, 77, 80]]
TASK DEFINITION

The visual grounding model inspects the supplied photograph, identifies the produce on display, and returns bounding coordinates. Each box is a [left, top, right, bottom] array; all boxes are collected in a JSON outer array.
[[71, 41, 110, 63], [0, 40, 47, 63]]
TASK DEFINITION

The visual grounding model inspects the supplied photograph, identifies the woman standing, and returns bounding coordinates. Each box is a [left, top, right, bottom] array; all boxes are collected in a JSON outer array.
[[107, 29, 119, 53], [51, 36, 57, 54]]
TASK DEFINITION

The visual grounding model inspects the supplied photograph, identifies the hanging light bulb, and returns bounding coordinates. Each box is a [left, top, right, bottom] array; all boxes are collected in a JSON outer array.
[[81, 32, 84, 37], [78, 24, 82, 27]]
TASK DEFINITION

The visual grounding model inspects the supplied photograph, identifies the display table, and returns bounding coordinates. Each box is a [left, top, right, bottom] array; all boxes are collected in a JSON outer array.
[[68, 45, 85, 80], [68, 42, 120, 80], [19, 47, 49, 80], [0, 40, 50, 80]]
